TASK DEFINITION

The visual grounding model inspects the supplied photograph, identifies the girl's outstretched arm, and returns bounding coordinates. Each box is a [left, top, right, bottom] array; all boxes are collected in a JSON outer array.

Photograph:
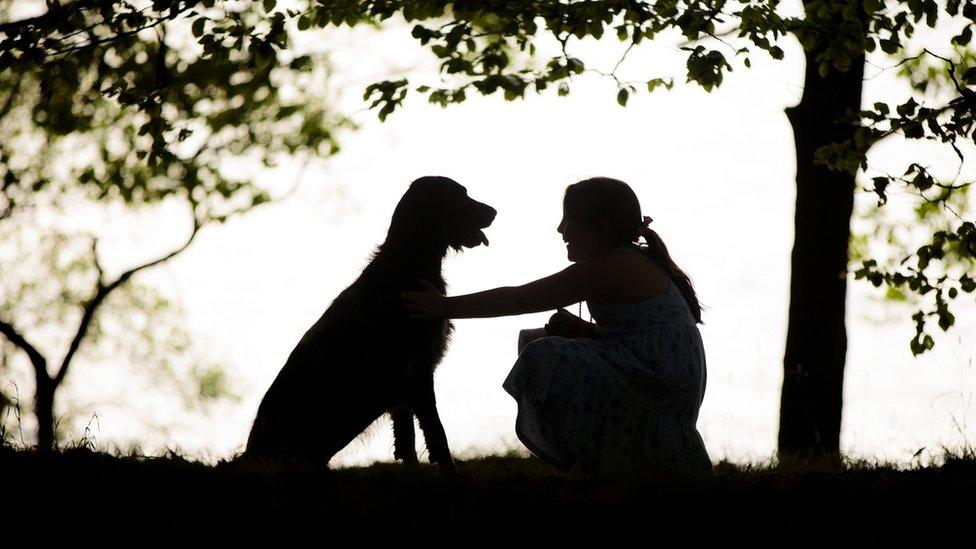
[[402, 260, 604, 319]]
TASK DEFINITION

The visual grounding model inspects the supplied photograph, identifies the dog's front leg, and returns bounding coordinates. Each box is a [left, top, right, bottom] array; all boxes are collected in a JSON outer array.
[[409, 370, 458, 476], [391, 405, 419, 465]]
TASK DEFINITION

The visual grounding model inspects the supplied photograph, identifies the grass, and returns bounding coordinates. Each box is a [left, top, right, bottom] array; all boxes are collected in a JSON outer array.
[[3, 443, 975, 543]]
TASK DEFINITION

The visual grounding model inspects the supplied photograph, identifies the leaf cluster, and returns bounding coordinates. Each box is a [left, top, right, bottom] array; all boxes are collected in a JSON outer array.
[[0, 0, 348, 223]]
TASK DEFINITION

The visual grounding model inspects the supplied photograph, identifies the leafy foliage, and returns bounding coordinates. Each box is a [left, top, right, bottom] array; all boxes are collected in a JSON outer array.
[[851, 181, 974, 354], [0, 0, 349, 446], [0, 0, 347, 223], [295, 0, 976, 355], [310, 1, 786, 114], [0, 222, 238, 445], [839, 45, 976, 354]]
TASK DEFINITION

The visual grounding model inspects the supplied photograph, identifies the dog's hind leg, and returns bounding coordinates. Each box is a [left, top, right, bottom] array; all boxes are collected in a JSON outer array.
[[409, 371, 458, 475], [391, 405, 419, 465]]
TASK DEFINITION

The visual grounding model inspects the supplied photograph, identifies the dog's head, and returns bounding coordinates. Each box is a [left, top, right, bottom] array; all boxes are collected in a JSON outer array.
[[387, 176, 497, 252]]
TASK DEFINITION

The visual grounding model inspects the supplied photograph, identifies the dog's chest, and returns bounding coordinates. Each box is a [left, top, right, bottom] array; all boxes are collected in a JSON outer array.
[[422, 317, 453, 357], [401, 318, 453, 375]]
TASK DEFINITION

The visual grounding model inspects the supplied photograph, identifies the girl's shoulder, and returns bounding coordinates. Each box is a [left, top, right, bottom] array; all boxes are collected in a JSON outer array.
[[601, 243, 641, 261], [594, 245, 671, 302], [602, 244, 664, 274]]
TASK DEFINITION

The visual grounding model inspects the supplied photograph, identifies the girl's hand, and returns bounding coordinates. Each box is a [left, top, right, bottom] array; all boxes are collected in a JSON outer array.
[[401, 279, 448, 319], [545, 309, 591, 338]]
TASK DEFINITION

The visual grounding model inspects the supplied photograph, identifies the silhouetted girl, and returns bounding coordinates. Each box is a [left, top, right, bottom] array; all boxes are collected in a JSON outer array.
[[401, 177, 713, 479]]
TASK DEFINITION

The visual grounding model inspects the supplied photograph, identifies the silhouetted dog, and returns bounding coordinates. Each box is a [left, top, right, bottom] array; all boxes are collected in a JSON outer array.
[[243, 176, 496, 473]]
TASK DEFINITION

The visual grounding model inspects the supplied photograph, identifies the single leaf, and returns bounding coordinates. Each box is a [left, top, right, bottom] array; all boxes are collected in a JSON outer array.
[[616, 88, 629, 107]]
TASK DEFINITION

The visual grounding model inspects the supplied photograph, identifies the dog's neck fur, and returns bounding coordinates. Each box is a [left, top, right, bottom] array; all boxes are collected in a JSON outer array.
[[367, 235, 450, 287]]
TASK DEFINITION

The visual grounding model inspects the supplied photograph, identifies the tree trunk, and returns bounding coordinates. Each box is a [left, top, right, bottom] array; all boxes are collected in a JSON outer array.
[[35, 374, 56, 451], [779, 8, 867, 459]]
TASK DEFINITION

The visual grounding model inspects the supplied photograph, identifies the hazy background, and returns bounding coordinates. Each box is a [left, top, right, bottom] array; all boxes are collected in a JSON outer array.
[[21, 6, 975, 467]]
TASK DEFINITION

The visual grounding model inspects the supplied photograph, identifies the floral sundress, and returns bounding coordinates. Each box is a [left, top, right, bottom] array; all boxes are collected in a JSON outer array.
[[502, 247, 713, 478]]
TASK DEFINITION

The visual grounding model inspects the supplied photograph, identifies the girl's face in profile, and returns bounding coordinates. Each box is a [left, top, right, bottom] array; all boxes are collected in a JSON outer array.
[[557, 211, 609, 263]]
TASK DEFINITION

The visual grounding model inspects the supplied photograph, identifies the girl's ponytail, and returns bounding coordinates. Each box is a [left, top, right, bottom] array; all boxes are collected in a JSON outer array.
[[635, 216, 704, 325]]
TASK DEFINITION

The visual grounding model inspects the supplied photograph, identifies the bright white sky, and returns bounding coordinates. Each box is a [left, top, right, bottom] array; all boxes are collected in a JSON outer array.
[[6, 1, 975, 467]]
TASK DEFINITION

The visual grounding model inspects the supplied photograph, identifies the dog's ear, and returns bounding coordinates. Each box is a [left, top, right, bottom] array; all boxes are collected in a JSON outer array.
[[385, 179, 446, 246]]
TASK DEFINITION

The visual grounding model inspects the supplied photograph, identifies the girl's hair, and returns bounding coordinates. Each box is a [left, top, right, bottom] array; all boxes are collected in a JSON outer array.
[[563, 177, 704, 324]]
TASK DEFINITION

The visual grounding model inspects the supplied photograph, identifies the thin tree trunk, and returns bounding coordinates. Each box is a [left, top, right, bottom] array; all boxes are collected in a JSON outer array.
[[779, 6, 867, 459], [35, 373, 56, 451]]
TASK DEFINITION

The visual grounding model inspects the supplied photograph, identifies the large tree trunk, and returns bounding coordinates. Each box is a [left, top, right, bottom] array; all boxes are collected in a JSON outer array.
[[779, 7, 867, 459]]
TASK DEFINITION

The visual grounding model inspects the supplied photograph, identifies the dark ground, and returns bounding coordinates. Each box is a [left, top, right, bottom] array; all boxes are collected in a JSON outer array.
[[3, 445, 974, 544]]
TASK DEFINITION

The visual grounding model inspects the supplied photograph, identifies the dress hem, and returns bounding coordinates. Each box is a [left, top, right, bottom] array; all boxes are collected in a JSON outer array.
[[503, 382, 578, 473]]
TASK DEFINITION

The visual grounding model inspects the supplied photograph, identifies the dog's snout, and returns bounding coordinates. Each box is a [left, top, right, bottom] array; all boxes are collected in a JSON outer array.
[[483, 204, 497, 224], [470, 200, 496, 227]]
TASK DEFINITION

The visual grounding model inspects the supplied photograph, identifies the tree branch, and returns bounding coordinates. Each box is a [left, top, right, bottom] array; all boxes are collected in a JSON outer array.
[[0, 72, 23, 121], [45, 16, 170, 58], [89, 234, 105, 286], [0, 1, 190, 65], [53, 211, 203, 386], [676, 23, 740, 48], [922, 48, 976, 108], [0, 318, 48, 380]]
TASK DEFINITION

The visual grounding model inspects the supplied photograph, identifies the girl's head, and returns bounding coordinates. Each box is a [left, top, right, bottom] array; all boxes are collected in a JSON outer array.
[[559, 177, 642, 259], [558, 177, 704, 324]]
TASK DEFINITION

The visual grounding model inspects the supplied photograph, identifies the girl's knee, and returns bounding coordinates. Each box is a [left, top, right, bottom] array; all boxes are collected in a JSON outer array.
[[520, 336, 567, 359]]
